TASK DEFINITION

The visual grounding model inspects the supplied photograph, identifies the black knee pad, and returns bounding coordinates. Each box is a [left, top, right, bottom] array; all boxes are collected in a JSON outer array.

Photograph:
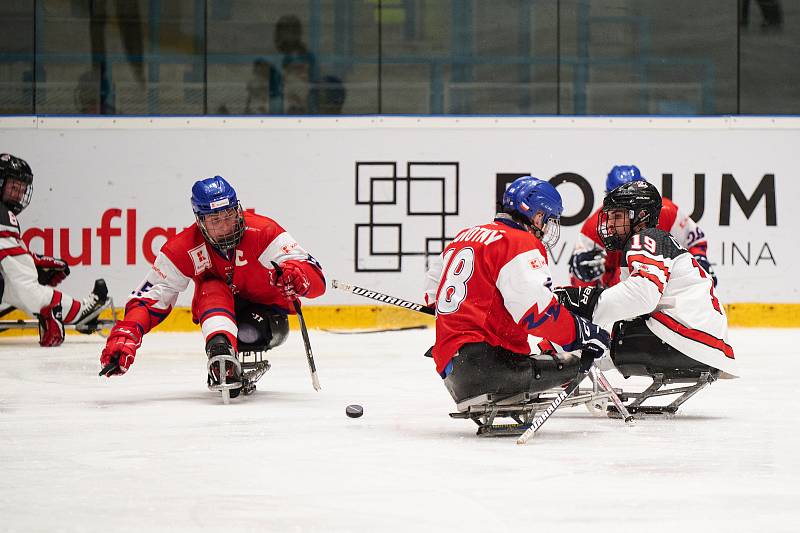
[[612, 318, 715, 379], [236, 303, 289, 353]]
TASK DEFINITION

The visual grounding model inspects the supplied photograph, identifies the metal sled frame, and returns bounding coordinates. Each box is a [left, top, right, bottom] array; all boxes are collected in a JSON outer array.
[[609, 371, 717, 417], [449, 374, 620, 437], [238, 350, 272, 395], [0, 299, 117, 337], [208, 349, 272, 403], [207, 353, 243, 405]]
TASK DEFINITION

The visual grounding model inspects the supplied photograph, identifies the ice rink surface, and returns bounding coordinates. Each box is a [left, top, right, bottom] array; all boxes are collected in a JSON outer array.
[[1, 327, 799, 532]]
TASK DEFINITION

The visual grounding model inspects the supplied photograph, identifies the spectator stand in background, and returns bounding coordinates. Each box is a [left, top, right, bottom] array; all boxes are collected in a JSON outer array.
[[274, 14, 318, 114], [314, 75, 346, 115], [244, 58, 280, 115]]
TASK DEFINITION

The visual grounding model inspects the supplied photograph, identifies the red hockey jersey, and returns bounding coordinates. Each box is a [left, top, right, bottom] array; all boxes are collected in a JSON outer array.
[[124, 211, 324, 334], [423, 218, 583, 375]]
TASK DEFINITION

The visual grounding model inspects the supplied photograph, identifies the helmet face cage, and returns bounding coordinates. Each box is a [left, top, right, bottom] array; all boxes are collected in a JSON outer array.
[[0, 177, 33, 215], [599, 181, 662, 250], [597, 208, 632, 251], [536, 216, 561, 248], [0, 154, 33, 215], [196, 203, 245, 251]]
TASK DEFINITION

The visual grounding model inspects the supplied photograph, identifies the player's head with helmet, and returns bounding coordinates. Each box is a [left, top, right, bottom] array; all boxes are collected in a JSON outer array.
[[605, 164, 645, 194], [598, 180, 662, 251], [501, 175, 563, 247], [191, 175, 245, 251], [0, 153, 33, 215]]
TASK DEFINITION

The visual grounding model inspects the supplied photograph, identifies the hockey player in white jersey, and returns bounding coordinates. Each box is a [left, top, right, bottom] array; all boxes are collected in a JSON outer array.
[[569, 165, 717, 289], [0, 154, 109, 346], [556, 180, 736, 414]]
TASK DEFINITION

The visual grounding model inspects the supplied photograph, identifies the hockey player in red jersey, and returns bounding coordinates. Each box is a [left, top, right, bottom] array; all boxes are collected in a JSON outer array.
[[99, 175, 325, 398], [557, 180, 736, 413], [0, 153, 109, 347], [569, 165, 716, 288], [423, 176, 610, 405]]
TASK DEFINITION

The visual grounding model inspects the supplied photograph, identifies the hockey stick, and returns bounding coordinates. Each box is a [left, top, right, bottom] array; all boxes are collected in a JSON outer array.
[[331, 280, 434, 316], [516, 351, 594, 445], [590, 367, 635, 424], [294, 300, 320, 391], [273, 262, 320, 391]]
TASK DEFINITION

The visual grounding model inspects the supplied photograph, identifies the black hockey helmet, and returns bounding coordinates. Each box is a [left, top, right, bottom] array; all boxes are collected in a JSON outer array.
[[0, 153, 33, 215], [598, 180, 662, 251]]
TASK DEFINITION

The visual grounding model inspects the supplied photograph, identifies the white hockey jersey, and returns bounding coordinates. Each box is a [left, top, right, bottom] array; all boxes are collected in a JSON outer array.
[[571, 197, 709, 287], [592, 226, 737, 377], [0, 207, 61, 315]]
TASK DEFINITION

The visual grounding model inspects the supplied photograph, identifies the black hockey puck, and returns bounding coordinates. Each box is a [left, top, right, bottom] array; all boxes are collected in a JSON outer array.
[[345, 404, 364, 418]]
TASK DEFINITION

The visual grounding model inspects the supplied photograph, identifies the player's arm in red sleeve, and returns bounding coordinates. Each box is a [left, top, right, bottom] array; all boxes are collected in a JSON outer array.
[[495, 243, 610, 357], [100, 249, 192, 377], [122, 248, 192, 333], [258, 228, 325, 299]]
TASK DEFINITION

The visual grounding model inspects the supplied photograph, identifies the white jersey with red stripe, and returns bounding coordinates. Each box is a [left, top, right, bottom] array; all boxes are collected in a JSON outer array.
[[571, 198, 708, 287], [423, 216, 584, 376], [0, 206, 84, 319], [592, 226, 737, 376]]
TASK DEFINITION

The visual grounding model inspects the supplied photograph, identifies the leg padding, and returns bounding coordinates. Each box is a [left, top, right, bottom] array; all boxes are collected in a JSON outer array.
[[235, 301, 289, 353]]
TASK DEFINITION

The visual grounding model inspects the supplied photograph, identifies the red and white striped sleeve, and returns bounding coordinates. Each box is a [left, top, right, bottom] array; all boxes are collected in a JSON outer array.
[[494, 237, 578, 349], [592, 229, 676, 331]]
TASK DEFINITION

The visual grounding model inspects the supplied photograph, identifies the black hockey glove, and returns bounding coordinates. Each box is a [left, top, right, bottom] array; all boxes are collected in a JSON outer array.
[[554, 286, 604, 320], [568, 248, 606, 282], [693, 254, 717, 287], [573, 316, 610, 369]]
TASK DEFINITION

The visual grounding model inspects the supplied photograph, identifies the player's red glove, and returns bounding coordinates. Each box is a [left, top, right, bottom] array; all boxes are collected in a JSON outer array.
[[273, 260, 311, 298], [100, 320, 143, 376], [32, 254, 70, 287], [38, 298, 65, 347]]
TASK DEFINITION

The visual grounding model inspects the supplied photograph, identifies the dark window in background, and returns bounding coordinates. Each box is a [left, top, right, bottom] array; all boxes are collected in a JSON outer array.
[[0, 1, 797, 116], [0, 2, 34, 114], [207, 0, 376, 116], [740, 0, 800, 114], [379, 1, 557, 115], [559, 0, 737, 115], [35, 0, 203, 115]]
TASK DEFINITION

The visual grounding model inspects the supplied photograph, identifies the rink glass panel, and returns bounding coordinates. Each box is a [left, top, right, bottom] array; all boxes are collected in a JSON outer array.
[[0, 1, 798, 115]]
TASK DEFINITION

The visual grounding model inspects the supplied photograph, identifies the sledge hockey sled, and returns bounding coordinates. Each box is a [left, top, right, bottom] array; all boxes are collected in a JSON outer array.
[[606, 318, 721, 417], [449, 371, 622, 437]]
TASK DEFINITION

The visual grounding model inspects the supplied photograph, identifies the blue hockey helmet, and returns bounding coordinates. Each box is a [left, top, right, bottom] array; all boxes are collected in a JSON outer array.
[[605, 165, 646, 193], [501, 176, 563, 246], [190, 175, 245, 251]]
